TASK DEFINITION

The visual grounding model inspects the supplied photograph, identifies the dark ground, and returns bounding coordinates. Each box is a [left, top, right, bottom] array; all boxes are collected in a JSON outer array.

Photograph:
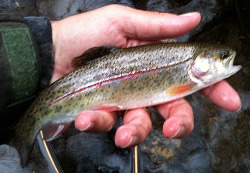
[[0, 0, 249, 173]]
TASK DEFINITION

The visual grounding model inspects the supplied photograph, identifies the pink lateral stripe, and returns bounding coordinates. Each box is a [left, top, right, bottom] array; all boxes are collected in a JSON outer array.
[[48, 61, 184, 106]]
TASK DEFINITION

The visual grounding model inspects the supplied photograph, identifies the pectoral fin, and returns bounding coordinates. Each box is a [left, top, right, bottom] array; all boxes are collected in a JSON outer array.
[[166, 83, 196, 96]]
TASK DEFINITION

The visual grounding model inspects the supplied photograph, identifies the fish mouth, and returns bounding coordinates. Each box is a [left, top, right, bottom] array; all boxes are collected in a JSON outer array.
[[225, 52, 242, 77]]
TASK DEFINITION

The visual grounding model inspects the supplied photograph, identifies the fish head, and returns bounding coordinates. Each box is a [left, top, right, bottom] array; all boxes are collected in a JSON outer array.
[[190, 46, 242, 85]]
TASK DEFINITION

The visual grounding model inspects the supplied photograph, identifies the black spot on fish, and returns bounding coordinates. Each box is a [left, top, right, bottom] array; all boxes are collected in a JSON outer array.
[[77, 95, 82, 101], [64, 109, 70, 114], [55, 106, 62, 112], [43, 110, 49, 115], [29, 118, 35, 126], [80, 103, 85, 108]]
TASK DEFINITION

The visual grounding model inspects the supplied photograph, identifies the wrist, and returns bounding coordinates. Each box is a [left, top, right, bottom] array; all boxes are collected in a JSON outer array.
[[50, 20, 71, 83]]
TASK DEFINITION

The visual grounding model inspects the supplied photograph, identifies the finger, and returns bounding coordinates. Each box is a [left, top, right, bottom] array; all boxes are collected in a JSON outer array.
[[201, 80, 241, 111], [115, 6, 201, 40], [155, 98, 194, 138], [75, 110, 118, 133], [115, 108, 152, 148], [126, 39, 162, 48]]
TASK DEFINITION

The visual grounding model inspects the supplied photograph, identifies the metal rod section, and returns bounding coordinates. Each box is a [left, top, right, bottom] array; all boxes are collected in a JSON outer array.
[[134, 145, 139, 173], [38, 130, 63, 173]]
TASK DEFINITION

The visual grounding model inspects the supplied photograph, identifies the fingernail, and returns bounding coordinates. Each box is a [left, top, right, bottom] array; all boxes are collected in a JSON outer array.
[[170, 126, 186, 138], [180, 12, 199, 17], [236, 104, 242, 112], [79, 122, 93, 131], [121, 136, 138, 148]]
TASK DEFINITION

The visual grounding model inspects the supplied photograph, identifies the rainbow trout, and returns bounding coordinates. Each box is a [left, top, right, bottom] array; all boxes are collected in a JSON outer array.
[[10, 43, 241, 166]]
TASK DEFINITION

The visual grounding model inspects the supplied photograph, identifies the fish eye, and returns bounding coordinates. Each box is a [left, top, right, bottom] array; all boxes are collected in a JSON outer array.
[[222, 54, 229, 59], [221, 51, 230, 59]]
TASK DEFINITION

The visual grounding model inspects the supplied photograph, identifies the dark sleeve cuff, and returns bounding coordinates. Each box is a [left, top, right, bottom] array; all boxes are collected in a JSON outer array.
[[23, 16, 54, 90]]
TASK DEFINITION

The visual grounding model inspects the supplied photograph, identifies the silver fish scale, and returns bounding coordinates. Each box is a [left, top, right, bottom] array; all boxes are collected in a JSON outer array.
[[80, 59, 193, 110], [47, 43, 197, 103]]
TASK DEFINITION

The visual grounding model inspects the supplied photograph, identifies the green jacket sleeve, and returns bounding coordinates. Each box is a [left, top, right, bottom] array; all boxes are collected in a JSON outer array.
[[0, 11, 54, 142]]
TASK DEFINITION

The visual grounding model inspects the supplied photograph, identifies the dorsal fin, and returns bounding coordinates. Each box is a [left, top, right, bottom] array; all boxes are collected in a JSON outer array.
[[71, 46, 118, 69]]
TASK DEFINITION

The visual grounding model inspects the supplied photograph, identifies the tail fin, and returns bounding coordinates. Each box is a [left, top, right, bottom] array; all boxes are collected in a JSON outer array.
[[9, 132, 36, 167]]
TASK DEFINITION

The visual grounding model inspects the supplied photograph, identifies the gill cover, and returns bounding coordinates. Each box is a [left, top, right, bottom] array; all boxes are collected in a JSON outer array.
[[189, 47, 241, 85]]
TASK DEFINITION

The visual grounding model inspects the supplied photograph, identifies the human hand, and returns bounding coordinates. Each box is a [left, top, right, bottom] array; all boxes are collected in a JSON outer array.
[[51, 5, 241, 148]]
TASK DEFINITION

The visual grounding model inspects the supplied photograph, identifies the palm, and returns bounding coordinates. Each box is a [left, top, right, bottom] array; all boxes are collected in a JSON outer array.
[[50, 5, 241, 148]]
